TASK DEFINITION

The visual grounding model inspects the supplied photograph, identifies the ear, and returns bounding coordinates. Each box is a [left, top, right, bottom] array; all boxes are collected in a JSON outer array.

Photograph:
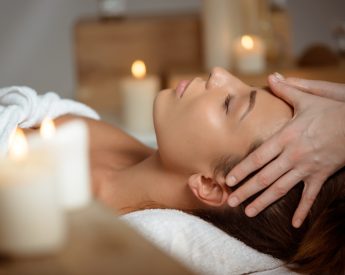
[[187, 173, 230, 207]]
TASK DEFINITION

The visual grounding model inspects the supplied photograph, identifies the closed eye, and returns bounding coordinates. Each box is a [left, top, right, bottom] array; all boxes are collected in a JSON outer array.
[[224, 94, 232, 114]]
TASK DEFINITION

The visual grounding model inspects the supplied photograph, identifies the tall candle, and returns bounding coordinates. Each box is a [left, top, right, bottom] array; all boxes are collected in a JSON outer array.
[[40, 119, 91, 210], [0, 129, 65, 256], [120, 60, 159, 134], [233, 35, 266, 74], [202, 0, 243, 70]]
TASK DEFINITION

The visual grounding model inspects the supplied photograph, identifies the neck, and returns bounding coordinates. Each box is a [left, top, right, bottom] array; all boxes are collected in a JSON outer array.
[[104, 151, 202, 214]]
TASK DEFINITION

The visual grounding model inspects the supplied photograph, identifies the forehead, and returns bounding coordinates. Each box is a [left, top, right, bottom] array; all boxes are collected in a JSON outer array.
[[246, 88, 291, 139]]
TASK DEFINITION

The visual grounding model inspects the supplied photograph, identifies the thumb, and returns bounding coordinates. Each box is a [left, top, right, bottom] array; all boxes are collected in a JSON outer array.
[[268, 73, 306, 108]]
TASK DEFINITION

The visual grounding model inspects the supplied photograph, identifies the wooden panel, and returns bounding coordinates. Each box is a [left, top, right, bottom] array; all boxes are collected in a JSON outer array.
[[74, 15, 202, 116], [168, 65, 345, 89]]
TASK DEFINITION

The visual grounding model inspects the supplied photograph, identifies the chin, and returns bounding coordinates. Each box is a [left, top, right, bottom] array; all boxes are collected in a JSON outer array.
[[152, 89, 177, 162], [153, 88, 172, 133], [152, 89, 165, 144]]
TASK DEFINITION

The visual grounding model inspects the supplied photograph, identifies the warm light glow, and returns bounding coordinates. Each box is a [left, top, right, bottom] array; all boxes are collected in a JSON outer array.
[[8, 128, 28, 160], [40, 118, 56, 139], [131, 60, 146, 79], [241, 35, 254, 50]]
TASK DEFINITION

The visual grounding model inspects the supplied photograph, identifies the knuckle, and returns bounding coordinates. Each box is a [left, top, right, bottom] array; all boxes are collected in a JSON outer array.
[[273, 184, 288, 197], [256, 173, 271, 188], [293, 168, 307, 180], [299, 163, 313, 174], [310, 154, 322, 166], [252, 198, 266, 211], [251, 152, 265, 166], [276, 158, 289, 172], [289, 149, 304, 162]]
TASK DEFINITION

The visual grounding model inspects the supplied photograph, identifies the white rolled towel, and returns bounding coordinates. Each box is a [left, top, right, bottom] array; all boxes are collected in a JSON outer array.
[[122, 209, 298, 275], [0, 86, 100, 157]]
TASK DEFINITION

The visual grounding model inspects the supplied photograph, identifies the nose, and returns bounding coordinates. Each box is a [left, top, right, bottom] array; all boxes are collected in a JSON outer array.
[[207, 67, 229, 88], [207, 67, 245, 91]]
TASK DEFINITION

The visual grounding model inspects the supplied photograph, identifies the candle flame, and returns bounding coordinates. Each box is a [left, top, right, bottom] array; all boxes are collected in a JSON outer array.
[[131, 60, 146, 79], [40, 118, 56, 139], [8, 128, 28, 160], [241, 35, 254, 50]]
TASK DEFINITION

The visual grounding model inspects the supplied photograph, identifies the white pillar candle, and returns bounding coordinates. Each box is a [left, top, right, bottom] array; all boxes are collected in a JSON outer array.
[[0, 129, 65, 256], [233, 35, 266, 74], [120, 60, 159, 134], [39, 119, 91, 210], [202, 0, 243, 70]]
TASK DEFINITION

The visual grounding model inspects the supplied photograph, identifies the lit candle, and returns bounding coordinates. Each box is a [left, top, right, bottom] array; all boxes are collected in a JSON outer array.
[[233, 35, 266, 74], [0, 128, 66, 256], [39, 119, 91, 210], [120, 60, 159, 134]]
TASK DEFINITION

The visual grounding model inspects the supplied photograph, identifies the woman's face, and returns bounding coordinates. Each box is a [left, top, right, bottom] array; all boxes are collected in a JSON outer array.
[[153, 68, 292, 176]]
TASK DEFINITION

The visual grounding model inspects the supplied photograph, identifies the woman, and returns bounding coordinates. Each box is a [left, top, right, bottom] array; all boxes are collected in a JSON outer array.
[[56, 68, 344, 274]]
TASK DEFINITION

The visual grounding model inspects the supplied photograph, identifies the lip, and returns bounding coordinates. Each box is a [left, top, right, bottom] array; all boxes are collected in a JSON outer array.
[[175, 80, 190, 98]]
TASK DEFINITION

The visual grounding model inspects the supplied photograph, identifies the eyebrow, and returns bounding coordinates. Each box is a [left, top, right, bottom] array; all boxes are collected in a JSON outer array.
[[240, 90, 257, 121]]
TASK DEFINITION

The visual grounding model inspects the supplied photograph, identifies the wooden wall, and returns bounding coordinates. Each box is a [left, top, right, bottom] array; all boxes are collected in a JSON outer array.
[[74, 15, 202, 116]]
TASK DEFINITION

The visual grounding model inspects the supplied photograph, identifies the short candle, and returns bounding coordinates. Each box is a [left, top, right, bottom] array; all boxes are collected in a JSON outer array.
[[120, 60, 159, 134], [233, 35, 266, 74], [0, 128, 65, 256]]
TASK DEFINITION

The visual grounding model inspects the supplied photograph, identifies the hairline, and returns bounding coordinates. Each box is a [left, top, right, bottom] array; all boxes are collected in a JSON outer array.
[[212, 138, 263, 179]]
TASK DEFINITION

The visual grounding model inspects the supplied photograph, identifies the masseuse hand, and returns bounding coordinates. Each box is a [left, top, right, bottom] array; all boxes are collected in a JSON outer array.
[[225, 73, 345, 228]]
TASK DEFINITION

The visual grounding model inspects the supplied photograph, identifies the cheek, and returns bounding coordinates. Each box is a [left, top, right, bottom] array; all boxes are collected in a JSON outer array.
[[156, 99, 226, 173], [250, 99, 292, 140], [157, 117, 214, 173]]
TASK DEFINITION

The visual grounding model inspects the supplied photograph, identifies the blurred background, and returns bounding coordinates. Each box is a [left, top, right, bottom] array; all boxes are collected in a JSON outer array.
[[0, 0, 344, 142], [1, 0, 344, 95]]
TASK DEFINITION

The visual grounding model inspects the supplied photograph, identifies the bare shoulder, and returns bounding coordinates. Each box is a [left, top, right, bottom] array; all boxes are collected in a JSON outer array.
[[55, 115, 155, 162]]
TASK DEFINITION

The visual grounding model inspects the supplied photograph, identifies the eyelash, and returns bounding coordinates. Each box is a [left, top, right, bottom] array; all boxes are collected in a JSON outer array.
[[224, 94, 231, 114]]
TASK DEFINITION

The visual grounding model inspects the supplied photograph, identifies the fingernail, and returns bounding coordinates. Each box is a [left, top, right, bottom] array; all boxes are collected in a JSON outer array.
[[228, 196, 239, 207], [246, 207, 258, 217], [272, 72, 285, 82], [274, 72, 285, 80], [226, 176, 237, 187], [293, 219, 302, 228]]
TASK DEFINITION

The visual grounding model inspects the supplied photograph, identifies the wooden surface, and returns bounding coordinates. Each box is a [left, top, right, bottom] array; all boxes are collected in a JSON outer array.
[[0, 202, 195, 275], [75, 15, 202, 116]]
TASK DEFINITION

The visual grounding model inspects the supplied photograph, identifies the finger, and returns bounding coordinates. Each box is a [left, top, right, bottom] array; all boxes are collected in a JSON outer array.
[[292, 178, 323, 228], [268, 74, 308, 108], [285, 78, 345, 102], [227, 153, 291, 207], [243, 169, 304, 217], [225, 134, 283, 187]]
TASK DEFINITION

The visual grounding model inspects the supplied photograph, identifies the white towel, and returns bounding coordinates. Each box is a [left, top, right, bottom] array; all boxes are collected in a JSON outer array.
[[0, 86, 100, 157], [122, 209, 298, 275]]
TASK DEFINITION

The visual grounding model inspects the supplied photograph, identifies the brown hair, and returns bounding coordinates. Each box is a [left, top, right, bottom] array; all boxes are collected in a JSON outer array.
[[192, 167, 345, 274]]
